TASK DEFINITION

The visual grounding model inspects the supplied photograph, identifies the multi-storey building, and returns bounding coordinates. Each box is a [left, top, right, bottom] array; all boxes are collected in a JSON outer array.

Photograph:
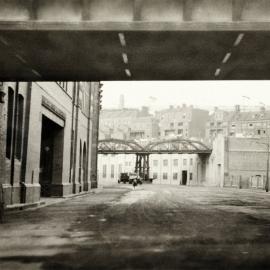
[[0, 81, 101, 207], [149, 154, 199, 185], [205, 134, 270, 190], [206, 105, 270, 142], [99, 106, 159, 140], [98, 153, 203, 187], [156, 104, 209, 139]]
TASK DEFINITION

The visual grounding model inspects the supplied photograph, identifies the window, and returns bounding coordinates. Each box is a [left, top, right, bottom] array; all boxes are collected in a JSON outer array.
[[249, 123, 253, 127], [173, 159, 178, 166], [102, 165, 107, 178], [6, 88, 14, 159], [79, 88, 84, 109], [111, 165, 114, 178], [258, 130, 261, 135], [189, 173, 193, 180], [163, 159, 168, 166], [15, 94, 24, 160], [153, 160, 158, 166], [173, 173, 178, 180], [153, 172, 158, 179], [118, 164, 122, 174], [170, 122, 174, 128], [177, 129, 183, 134], [70, 130, 74, 171], [178, 122, 183, 126], [183, 159, 187, 166], [163, 173, 168, 180], [190, 158, 193, 166], [56, 81, 68, 91]]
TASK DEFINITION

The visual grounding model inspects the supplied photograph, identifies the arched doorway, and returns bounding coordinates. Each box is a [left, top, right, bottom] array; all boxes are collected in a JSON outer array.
[[79, 140, 82, 192], [83, 142, 87, 191]]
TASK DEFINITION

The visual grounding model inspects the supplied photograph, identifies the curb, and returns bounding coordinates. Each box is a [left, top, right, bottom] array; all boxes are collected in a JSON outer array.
[[6, 201, 46, 211], [5, 188, 104, 212]]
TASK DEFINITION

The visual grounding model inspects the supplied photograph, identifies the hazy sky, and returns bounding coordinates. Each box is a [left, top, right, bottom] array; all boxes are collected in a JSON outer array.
[[101, 81, 270, 112]]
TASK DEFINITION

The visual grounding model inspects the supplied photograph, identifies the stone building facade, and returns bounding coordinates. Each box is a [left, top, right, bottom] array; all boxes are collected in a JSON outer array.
[[0, 81, 101, 207], [98, 153, 206, 187], [149, 154, 200, 186], [205, 135, 269, 190], [156, 104, 209, 139], [206, 105, 270, 142], [99, 107, 159, 140]]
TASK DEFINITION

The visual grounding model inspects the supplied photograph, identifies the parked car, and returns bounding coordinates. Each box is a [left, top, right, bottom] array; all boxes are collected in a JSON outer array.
[[118, 173, 129, 184], [118, 172, 143, 185]]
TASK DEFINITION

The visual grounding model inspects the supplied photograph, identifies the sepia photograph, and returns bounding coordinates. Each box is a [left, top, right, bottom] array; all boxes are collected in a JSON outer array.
[[0, 1, 270, 269]]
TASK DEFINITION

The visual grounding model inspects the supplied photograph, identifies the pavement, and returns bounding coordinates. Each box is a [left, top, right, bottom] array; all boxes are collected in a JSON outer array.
[[0, 184, 270, 270]]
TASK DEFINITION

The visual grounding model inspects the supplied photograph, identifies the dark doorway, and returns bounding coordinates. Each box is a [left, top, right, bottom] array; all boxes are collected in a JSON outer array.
[[39, 115, 63, 197], [83, 142, 87, 191], [181, 170, 187, 185]]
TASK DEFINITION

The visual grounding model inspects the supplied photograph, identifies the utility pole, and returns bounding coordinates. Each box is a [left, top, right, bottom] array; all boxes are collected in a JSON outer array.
[[265, 139, 269, 192], [256, 137, 270, 192], [0, 82, 6, 222]]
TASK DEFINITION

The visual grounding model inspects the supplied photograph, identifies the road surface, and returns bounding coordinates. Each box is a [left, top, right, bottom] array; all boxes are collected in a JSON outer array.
[[1, 185, 270, 270]]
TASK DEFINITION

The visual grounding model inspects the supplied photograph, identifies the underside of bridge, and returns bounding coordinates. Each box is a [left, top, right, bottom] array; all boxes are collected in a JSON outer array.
[[1, 0, 270, 81]]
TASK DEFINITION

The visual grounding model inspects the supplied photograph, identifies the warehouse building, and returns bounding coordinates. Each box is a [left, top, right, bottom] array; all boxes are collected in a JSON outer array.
[[0, 81, 101, 207]]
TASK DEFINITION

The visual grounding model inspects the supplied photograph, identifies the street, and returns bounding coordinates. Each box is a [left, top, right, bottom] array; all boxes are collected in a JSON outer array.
[[1, 185, 270, 270]]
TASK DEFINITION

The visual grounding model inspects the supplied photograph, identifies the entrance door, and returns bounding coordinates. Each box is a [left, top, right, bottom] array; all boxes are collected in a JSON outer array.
[[39, 115, 63, 197], [182, 170, 187, 185]]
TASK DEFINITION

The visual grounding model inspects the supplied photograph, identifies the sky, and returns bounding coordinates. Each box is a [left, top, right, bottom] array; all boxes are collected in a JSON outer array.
[[101, 81, 270, 112]]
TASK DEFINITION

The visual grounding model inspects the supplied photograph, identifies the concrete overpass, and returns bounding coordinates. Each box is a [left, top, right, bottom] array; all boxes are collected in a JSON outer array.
[[0, 0, 270, 81]]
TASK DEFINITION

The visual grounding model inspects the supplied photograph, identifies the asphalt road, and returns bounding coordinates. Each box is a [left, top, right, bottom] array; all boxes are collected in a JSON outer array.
[[1, 185, 270, 270]]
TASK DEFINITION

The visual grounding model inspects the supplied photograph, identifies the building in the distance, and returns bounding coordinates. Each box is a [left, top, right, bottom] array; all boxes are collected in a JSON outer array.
[[99, 106, 159, 140], [206, 105, 270, 142], [156, 104, 209, 139], [0, 81, 101, 207], [205, 135, 270, 190], [98, 153, 204, 187]]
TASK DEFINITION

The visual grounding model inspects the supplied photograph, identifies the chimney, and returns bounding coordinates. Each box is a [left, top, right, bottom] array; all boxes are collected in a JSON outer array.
[[260, 106, 266, 113], [141, 106, 149, 116], [235, 104, 240, 113], [182, 103, 186, 108]]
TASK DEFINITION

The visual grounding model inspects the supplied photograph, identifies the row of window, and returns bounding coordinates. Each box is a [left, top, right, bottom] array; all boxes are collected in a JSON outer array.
[[102, 164, 120, 178], [153, 158, 193, 167], [153, 172, 193, 180], [101, 164, 194, 182], [170, 122, 185, 128], [210, 121, 270, 128], [6, 88, 24, 161]]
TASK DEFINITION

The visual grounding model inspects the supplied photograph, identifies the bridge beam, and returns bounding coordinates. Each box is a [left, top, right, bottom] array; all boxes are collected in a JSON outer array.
[[0, 0, 270, 31], [135, 153, 150, 180]]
